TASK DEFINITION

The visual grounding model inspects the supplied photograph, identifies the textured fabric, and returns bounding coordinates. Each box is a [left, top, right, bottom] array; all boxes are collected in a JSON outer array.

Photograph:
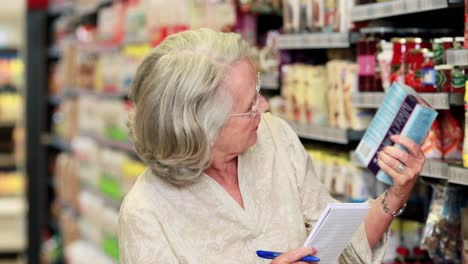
[[118, 113, 387, 264]]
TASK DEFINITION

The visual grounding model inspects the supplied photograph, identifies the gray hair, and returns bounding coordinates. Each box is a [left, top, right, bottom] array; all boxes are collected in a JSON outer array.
[[128, 28, 253, 184]]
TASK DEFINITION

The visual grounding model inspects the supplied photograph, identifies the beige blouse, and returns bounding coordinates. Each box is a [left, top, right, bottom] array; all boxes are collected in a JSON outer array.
[[118, 113, 387, 264]]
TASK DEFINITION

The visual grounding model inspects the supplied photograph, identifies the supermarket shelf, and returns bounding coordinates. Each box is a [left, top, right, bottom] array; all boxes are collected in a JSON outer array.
[[80, 180, 121, 211], [351, 0, 448, 22], [48, 1, 74, 15], [89, 134, 135, 154], [123, 36, 149, 46], [0, 47, 18, 54], [0, 154, 16, 169], [78, 44, 121, 55], [49, 89, 129, 105], [448, 166, 468, 186], [350, 92, 386, 108], [446, 49, 468, 66], [0, 121, 16, 128], [287, 121, 364, 144], [261, 72, 279, 90], [47, 46, 61, 59], [41, 134, 72, 152], [48, 89, 81, 105], [277, 33, 350, 50], [351, 154, 452, 182], [76, 0, 113, 17], [351, 92, 454, 110], [420, 160, 449, 180]]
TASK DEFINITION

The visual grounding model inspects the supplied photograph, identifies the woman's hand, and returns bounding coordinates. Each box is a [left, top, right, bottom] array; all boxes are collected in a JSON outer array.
[[270, 247, 318, 264], [377, 135, 426, 199]]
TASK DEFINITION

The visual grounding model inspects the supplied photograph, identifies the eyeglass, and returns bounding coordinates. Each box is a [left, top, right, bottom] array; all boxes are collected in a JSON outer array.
[[230, 72, 262, 118]]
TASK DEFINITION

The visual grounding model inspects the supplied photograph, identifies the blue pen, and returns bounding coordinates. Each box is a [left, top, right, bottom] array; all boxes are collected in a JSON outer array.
[[256, 250, 320, 262]]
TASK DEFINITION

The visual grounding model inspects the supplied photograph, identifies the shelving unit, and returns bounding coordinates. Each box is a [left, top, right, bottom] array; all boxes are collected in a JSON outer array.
[[420, 160, 449, 180], [351, 92, 463, 109], [277, 33, 350, 50], [353, 156, 468, 187], [26, 0, 467, 263], [448, 166, 468, 186], [446, 48, 468, 66], [0, 122, 16, 128], [287, 121, 364, 144], [350, 0, 448, 22], [47, 1, 74, 16], [41, 133, 72, 153], [0, 154, 16, 168], [85, 134, 135, 155]]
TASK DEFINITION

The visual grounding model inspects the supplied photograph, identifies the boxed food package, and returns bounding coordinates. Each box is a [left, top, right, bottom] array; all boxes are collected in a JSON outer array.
[[355, 82, 438, 185], [305, 66, 328, 126], [322, 0, 351, 33], [282, 0, 300, 33], [326, 61, 345, 128], [342, 63, 373, 130]]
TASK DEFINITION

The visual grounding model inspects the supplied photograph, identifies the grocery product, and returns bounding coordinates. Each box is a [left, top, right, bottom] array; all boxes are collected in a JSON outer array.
[[435, 65, 453, 93], [390, 38, 405, 85], [421, 184, 468, 262], [440, 111, 463, 161], [421, 120, 443, 160], [421, 51, 437, 93], [377, 41, 393, 92], [451, 66, 466, 94]]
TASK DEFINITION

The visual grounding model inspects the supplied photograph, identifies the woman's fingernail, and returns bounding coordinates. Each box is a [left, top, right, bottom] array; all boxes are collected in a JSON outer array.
[[311, 247, 317, 254], [391, 135, 398, 141]]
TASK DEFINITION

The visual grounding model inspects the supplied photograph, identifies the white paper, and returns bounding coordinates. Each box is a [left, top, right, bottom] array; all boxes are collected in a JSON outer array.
[[304, 203, 370, 264]]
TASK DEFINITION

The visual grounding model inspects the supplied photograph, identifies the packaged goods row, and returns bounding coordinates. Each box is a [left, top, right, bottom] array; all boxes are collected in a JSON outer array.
[[54, 145, 145, 261]]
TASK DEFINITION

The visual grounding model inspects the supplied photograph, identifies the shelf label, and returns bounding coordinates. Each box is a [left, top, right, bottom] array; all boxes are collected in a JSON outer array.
[[405, 0, 419, 12], [449, 166, 468, 186], [422, 161, 448, 179], [351, 0, 447, 22], [420, 93, 449, 110]]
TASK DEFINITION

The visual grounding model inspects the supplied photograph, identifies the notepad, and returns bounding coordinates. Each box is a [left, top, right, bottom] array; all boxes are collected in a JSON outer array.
[[304, 203, 370, 264]]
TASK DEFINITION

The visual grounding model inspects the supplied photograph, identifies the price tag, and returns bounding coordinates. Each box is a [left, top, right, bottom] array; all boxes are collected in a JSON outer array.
[[307, 34, 316, 47], [453, 49, 468, 66], [285, 35, 293, 49], [392, 1, 404, 14], [432, 0, 447, 9], [422, 161, 448, 179], [355, 6, 367, 20], [382, 3, 393, 16], [449, 167, 468, 186], [405, 0, 419, 12], [374, 4, 384, 18], [366, 5, 374, 19], [434, 93, 449, 109]]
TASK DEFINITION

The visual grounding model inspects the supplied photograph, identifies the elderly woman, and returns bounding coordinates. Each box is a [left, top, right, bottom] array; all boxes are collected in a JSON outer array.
[[119, 28, 425, 264]]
